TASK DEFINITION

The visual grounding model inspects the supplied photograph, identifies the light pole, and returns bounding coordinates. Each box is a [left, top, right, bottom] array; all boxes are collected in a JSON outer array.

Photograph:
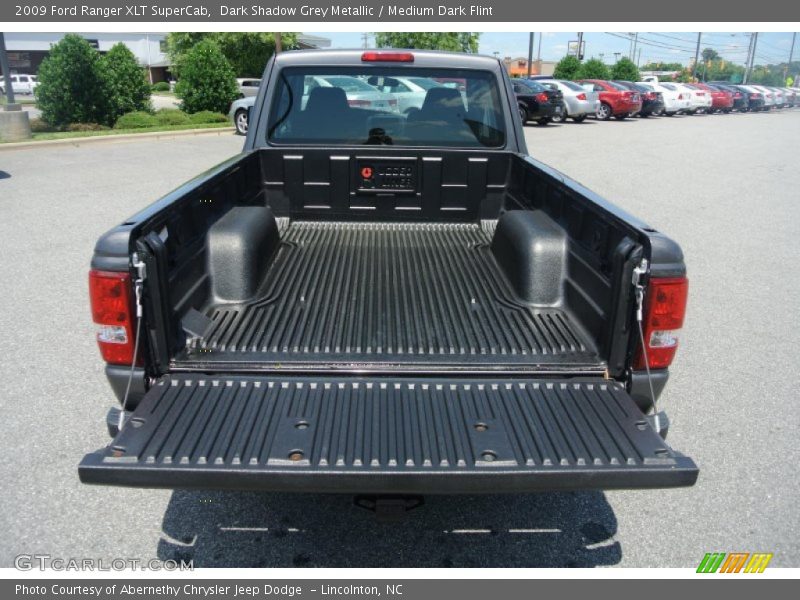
[[527, 32, 534, 78], [692, 32, 702, 80]]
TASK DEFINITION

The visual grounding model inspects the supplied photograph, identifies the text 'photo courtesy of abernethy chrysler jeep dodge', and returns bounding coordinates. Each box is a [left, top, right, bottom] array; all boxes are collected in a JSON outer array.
[[80, 50, 698, 514]]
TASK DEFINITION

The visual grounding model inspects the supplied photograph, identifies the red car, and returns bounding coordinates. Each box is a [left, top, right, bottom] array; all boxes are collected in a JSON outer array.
[[577, 79, 643, 120], [692, 82, 734, 113]]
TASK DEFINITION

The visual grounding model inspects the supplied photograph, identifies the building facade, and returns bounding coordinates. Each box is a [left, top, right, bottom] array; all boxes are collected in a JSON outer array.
[[3, 32, 330, 82]]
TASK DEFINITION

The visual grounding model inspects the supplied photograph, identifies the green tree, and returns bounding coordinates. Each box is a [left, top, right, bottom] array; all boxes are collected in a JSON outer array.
[[576, 58, 610, 80], [553, 55, 581, 80], [610, 57, 640, 82], [373, 32, 480, 53], [101, 43, 152, 122], [641, 61, 684, 72], [35, 34, 111, 127], [701, 48, 720, 63], [174, 39, 238, 114], [166, 32, 298, 77]]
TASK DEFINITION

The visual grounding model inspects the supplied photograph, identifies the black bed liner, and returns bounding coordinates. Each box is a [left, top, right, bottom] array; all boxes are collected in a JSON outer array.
[[79, 374, 697, 493], [175, 221, 602, 373]]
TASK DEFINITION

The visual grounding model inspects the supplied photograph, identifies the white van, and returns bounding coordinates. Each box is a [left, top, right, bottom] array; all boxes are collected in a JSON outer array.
[[0, 74, 39, 95]]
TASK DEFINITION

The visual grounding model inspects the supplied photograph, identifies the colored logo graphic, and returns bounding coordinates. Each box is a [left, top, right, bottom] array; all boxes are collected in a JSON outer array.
[[697, 552, 773, 573], [361, 166, 373, 179]]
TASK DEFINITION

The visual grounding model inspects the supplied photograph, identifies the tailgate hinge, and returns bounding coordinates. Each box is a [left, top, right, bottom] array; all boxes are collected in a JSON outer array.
[[631, 257, 661, 432]]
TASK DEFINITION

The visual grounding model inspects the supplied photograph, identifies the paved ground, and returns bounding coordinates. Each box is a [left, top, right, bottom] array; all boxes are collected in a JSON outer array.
[[1, 109, 798, 569]]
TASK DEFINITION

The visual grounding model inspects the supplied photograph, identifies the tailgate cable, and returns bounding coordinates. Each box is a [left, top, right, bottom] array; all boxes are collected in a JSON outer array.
[[632, 258, 660, 433], [118, 253, 146, 432]]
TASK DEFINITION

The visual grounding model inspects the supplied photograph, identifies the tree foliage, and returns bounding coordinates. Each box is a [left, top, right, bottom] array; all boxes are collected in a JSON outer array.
[[166, 32, 298, 78], [35, 34, 112, 127], [174, 39, 238, 114], [576, 58, 610, 80], [610, 57, 640, 82], [101, 43, 152, 122], [701, 47, 720, 63], [373, 32, 480, 53], [553, 55, 581, 80]]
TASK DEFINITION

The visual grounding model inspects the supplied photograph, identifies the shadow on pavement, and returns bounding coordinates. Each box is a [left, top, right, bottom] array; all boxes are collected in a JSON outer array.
[[157, 490, 621, 568]]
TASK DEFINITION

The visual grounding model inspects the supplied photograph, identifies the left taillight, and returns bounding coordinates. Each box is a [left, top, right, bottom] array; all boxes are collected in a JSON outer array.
[[635, 277, 689, 370], [535, 92, 549, 103], [89, 270, 137, 365]]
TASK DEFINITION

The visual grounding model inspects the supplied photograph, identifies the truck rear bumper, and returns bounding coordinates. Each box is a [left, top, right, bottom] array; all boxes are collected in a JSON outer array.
[[79, 375, 698, 494]]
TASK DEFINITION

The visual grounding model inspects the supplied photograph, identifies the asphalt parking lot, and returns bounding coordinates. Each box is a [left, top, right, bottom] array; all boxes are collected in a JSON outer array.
[[1, 110, 799, 568]]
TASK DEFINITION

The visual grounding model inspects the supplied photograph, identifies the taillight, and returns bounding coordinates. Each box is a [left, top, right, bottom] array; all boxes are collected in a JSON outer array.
[[576, 93, 587, 100], [634, 277, 689, 370], [348, 99, 372, 107], [361, 51, 414, 62], [750, 93, 760, 99], [388, 98, 398, 108], [678, 93, 684, 99], [89, 270, 137, 365], [535, 92, 549, 103]]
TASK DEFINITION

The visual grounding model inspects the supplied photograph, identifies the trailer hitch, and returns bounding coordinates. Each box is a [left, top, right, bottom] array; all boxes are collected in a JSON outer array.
[[353, 495, 425, 521]]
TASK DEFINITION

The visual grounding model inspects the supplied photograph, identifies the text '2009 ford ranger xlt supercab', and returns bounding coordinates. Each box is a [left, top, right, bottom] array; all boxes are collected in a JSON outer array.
[[80, 50, 697, 504]]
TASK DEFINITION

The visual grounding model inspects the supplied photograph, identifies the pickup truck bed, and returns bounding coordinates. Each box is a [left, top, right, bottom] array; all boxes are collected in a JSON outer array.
[[80, 49, 697, 496], [177, 220, 599, 372]]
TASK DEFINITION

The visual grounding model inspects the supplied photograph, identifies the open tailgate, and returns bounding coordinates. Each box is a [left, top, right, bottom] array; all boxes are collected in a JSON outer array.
[[80, 375, 697, 493]]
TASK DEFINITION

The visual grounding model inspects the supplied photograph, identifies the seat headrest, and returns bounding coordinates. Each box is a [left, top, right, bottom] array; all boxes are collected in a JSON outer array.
[[420, 87, 466, 115], [305, 86, 349, 113]]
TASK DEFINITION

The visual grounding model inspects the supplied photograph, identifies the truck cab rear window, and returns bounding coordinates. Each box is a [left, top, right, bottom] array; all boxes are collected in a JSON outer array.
[[266, 67, 506, 148]]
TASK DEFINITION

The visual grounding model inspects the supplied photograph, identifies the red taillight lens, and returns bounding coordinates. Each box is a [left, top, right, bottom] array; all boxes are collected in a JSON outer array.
[[361, 51, 414, 62], [89, 270, 136, 365], [348, 99, 372, 107], [678, 93, 683, 99], [576, 92, 587, 100], [634, 277, 689, 370], [535, 92, 549, 103]]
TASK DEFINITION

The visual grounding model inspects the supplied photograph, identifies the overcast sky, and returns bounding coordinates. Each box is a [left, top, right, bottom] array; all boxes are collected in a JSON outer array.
[[311, 32, 797, 66]]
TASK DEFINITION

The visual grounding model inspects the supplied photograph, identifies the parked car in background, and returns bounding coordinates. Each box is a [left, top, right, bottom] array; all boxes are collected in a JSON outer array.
[[737, 85, 766, 111], [681, 84, 714, 114], [229, 95, 255, 135], [512, 78, 564, 125], [707, 83, 748, 112], [614, 81, 664, 117], [767, 87, 785, 108], [693, 83, 734, 113], [751, 85, 776, 109], [637, 82, 691, 115], [0, 73, 38, 95], [365, 75, 444, 114], [236, 78, 261, 98], [781, 88, 797, 107], [577, 79, 642, 120], [535, 78, 599, 123]]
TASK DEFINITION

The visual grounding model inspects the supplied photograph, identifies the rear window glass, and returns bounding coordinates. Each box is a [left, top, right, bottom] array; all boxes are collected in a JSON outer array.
[[267, 67, 506, 148], [557, 80, 584, 91], [660, 83, 677, 90], [516, 79, 545, 92], [608, 81, 631, 91]]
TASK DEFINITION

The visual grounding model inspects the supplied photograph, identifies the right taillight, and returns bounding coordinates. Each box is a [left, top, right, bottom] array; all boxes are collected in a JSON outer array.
[[576, 92, 587, 100], [635, 277, 689, 370], [89, 269, 137, 365], [535, 92, 549, 103]]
